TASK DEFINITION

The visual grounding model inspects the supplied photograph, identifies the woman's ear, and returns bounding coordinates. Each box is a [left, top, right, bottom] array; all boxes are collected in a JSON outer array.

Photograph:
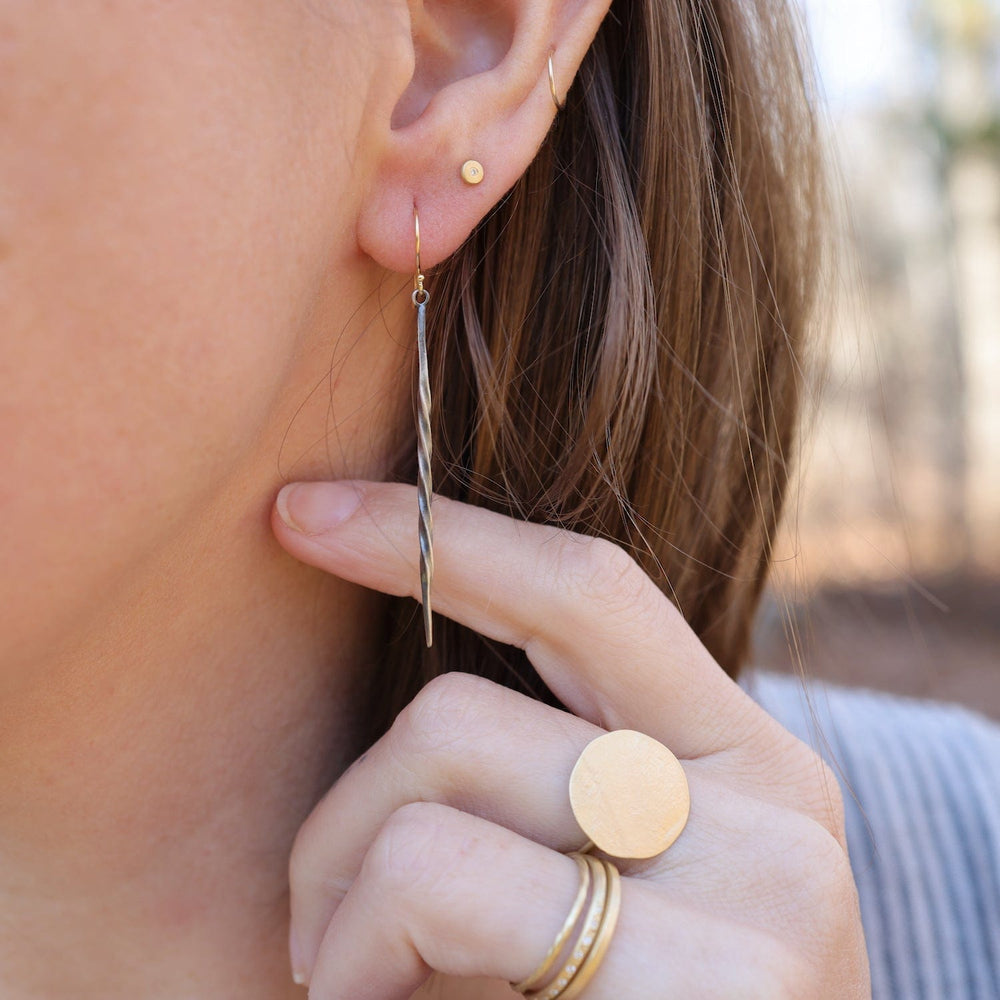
[[356, 0, 613, 274]]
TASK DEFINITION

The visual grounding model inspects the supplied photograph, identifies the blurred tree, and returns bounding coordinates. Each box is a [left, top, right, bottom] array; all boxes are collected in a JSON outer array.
[[913, 0, 1000, 566]]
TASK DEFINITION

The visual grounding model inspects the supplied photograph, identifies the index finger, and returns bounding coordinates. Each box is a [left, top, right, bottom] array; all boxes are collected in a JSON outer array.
[[273, 480, 773, 759]]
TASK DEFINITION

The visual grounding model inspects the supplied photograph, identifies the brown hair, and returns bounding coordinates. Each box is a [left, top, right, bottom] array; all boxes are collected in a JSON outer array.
[[366, 0, 825, 743]]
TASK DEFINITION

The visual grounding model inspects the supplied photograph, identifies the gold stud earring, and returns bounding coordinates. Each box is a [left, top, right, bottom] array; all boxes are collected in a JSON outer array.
[[412, 208, 434, 648], [460, 160, 484, 185], [548, 48, 565, 111]]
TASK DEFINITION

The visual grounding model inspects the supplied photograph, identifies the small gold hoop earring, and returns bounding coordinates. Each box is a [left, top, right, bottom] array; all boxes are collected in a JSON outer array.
[[411, 208, 434, 648], [548, 48, 565, 111]]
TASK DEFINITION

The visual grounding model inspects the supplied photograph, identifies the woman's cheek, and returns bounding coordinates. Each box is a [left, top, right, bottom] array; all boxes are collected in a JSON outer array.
[[0, 1, 367, 685]]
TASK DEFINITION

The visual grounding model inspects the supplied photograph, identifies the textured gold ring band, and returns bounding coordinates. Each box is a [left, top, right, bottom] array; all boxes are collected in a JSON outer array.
[[513, 853, 621, 1000], [528, 855, 619, 1000], [556, 858, 621, 1000], [511, 853, 592, 993]]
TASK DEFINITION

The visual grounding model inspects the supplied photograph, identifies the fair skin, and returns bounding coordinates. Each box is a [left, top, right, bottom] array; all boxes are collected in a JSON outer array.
[[0, 1, 869, 998]]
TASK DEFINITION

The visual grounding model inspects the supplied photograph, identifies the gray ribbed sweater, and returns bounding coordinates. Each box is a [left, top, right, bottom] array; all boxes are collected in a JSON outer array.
[[742, 670, 1000, 1000]]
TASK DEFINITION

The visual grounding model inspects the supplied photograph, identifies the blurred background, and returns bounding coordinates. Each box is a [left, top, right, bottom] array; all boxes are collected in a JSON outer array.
[[754, 0, 1000, 718]]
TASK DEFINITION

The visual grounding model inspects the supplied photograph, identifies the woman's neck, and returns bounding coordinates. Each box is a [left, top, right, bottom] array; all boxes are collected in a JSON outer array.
[[0, 465, 385, 998]]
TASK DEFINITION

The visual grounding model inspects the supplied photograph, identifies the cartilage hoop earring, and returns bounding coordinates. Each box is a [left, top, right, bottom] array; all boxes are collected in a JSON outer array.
[[548, 48, 565, 111], [412, 208, 434, 647]]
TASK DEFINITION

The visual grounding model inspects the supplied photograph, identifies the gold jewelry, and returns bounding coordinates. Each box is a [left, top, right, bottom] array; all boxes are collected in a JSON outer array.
[[555, 858, 621, 1000], [460, 159, 484, 185], [569, 729, 690, 860], [511, 854, 591, 993], [411, 208, 434, 647], [519, 854, 620, 1000], [527, 853, 606, 999], [547, 48, 565, 111]]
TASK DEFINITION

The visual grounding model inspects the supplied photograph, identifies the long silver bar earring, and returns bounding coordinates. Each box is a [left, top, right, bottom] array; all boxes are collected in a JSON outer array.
[[412, 208, 434, 647]]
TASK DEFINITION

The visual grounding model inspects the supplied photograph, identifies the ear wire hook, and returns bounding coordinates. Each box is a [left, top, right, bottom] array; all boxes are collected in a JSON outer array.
[[413, 207, 425, 298]]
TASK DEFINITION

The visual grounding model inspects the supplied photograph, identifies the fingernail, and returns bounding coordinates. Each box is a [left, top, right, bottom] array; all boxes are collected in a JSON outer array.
[[276, 482, 362, 535], [289, 926, 308, 986]]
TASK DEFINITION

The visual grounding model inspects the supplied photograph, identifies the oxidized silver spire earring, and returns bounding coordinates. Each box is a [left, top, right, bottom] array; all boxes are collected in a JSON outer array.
[[412, 208, 434, 647]]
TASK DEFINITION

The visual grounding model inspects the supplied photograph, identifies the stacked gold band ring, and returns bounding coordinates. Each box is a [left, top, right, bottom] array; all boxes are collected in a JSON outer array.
[[512, 852, 621, 1000], [512, 854, 592, 993], [512, 730, 690, 998]]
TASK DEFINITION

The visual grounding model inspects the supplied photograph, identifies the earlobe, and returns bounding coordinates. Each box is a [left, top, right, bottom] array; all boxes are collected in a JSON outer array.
[[355, 0, 613, 277]]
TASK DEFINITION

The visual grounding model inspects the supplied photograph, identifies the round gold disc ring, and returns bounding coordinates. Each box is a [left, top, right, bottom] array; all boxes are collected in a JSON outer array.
[[569, 730, 691, 860]]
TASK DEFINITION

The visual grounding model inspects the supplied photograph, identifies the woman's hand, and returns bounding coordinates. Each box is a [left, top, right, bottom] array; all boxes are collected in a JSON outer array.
[[271, 481, 871, 1000]]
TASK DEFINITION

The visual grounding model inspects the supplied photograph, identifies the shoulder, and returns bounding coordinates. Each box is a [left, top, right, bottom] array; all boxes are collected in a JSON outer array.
[[741, 669, 1000, 1000]]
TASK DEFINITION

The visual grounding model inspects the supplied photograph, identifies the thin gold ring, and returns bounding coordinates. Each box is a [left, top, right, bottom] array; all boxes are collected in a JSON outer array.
[[547, 48, 565, 111], [524, 855, 615, 1000], [511, 853, 591, 993], [557, 858, 621, 1000]]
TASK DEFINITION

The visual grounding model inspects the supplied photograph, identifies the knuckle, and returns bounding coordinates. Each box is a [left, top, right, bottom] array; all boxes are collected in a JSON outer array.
[[556, 535, 657, 622], [747, 727, 851, 842], [776, 811, 857, 939], [786, 743, 850, 842], [817, 759, 848, 837], [388, 672, 497, 764], [814, 832, 858, 917], [793, 833, 865, 974], [362, 801, 455, 899]]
